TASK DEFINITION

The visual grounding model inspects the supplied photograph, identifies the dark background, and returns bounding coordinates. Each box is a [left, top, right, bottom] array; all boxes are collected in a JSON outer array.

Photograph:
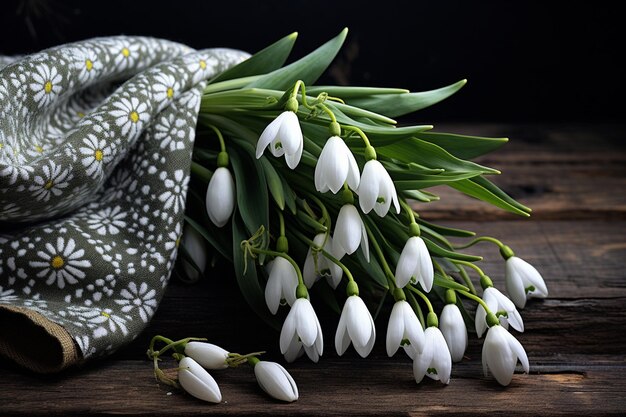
[[0, 0, 622, 123]]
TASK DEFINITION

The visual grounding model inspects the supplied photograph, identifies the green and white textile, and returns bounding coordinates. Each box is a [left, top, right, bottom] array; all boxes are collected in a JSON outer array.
[[0, 36, 248, 372]]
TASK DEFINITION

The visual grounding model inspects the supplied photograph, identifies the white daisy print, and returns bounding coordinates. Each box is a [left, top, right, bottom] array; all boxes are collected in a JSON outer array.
[[90, 308, 129, 338], [158, 169, 188, 214], [79, 134, 115, 177], [0, 144, 34, 184], [113, 41, 141, 71], [29, 237, 92, 289], [0, 285, 17, 303], [29, 160, 73, 202], [114, 282, 157, 323], [110, 96, 149, 138], [185, 54, 218, 84], [164, 222, 182, 252], [75, 47, 103, 83], [86, 205, 127, 236], [29, 63, 63, 108], [153, 72, 181, 107], [154, 112, 187, 151]]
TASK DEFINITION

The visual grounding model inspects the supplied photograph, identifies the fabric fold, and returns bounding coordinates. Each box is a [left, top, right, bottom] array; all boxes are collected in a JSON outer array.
[[0, 36, 249, 371]]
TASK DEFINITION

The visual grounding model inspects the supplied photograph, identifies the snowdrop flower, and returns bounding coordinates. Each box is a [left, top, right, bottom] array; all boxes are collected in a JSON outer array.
[[412, 326, 452, 385], [505, 256, 548, 309], [177, 357, 222, 403], [335, 295, 376, 358], [256, 110, 303, 169], [181, 225, 207, 281], [395, 236, 434, 291], [386, 300, 425, 358], [205, 167, 235, 227], [440, 304, 468, 362], [253, 360, 299, 402], [314, 136, 360, 193], [482, 325, 529, 386], [475, 287, 524, 337], [280, 298, 324, 363], [333, 204, 369, 261], [184, 342, 229, 370], [302, 233, 343, 289], [357, 159, 400, 217], [265, 257, 299, 315]]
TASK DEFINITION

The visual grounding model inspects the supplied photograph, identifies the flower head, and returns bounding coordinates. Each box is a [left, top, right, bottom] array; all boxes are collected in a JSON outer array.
[[440, 304, 468, 362], [253, 360, 299, 402], [412, 327, 452, 385], [303, 233, 343, 289], [386, 300, 425, 358], [357, 159, 399, 217], [177, 357, 222, 403], [395, 236, 433, 291], [264, 257, 299, 315], [482, 325, 529, 386], [333, 204, 369, 262], [335, 295, 376, 358], [205, 167, 236, 228], [280, 298, 324, 363], [505, 256, 548, 309], [256, 111, 303, 169], [184, 342, 229, 370], [315, 136, 360, 193], [475, 287, 524, 338]]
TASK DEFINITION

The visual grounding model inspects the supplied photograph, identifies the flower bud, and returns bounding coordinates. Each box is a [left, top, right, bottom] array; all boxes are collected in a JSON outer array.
[[178, 357, 222, 403], [184, 342, 229, 370], [253, 360, 299, 402]]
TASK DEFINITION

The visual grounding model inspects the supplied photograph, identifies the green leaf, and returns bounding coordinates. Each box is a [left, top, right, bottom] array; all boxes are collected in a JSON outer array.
[[378, 137, 499, 175], [305, 86, 409, 98], [184, 213, 233, 263], [415, 131, 509, 159], [472, 176, 532, 213], [259, 157, 285, 210], [449, 178, 531, 217], [232, 212, 279, 330], [208, 32, 298, 84], [416, 218, 476, 238], [229, 147, 270, 238], [247, 28, 348, 90], [347, 79, 467, 118], [401, 189, 440, 202], [422, 236, 482, 262], [433, 273, 470, 292], [394, 171, 483, 190]]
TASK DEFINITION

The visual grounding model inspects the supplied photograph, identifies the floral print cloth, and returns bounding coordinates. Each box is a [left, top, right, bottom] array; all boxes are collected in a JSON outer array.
[[0, 36, 248, 362]]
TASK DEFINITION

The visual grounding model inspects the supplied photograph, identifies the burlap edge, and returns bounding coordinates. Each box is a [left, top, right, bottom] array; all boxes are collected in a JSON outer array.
[[0, 304, 81, 373]]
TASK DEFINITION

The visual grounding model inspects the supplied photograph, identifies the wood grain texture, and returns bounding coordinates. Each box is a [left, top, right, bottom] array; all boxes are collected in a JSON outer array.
[[1, 124, 625, 416]]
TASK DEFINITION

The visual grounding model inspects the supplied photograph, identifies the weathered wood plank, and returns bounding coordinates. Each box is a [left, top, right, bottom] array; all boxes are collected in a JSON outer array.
[[417, 123, 626, 220]]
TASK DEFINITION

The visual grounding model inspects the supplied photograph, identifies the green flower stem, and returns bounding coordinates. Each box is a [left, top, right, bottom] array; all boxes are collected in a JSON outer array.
[[226, 351, 266, 368], [457, 265, 478, 295], [247, 246, 305, 288], [278, 210, 286, 237], [406, 285, 434, 314], [453, 236, 504, 250], [399, 198, 418, 225], [452, 259, 487, 278], [289, 227, 355, 283], [305, 192, 332, 230], [295, 209, 327, 233], [406, 290, 426, 329], [317, 102, 338, 124], [363, 222, 397, 289], [204, 123, 227, 153], [190, 161, 213, 183], [341, 124, 373, 151], [457, 289, 494, 316]]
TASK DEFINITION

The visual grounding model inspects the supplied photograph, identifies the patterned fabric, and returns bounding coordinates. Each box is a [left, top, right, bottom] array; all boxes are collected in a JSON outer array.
[[0, 36, 248, 360]]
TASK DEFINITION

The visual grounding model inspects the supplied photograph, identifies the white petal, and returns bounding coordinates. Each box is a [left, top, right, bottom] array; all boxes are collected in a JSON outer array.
[[415, 237, 434, 292], [280, 311, 297, 354], [206, 168, 235, 227], [440, 304, 468, 362], [412, 330, 434, 383], [264, 262, 282, 315], [334, 204, 363, 255], [505, 257, 528, 308], [475, 304, 488, 338], [430, 328, 452, 384], [295, 299, 318, 347], [357, 161, 380, 214], [386, 302, 405, 357], [346, 296, 373, 349], [284, 138, 303, 169], [254, 361, 298, 402], [256, 114, 284, 158], [283, 338, 304, 363], [184, 342, 229, 370], [484, 326, 516, 386], [506, 330, 530, 374], [178, 357, 222, 403], [335, 304, 351, 356], [395, 237, 420, 288], [401, 301, 425, 354], [277, 112, 302, 155]]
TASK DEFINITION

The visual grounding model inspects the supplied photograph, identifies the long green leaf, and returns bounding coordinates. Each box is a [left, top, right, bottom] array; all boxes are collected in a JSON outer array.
[[422, 236, 482, 262], [259, 157, 285, 210], [306, 86, 409, 98], [433, 273, 470, 292], [347, 79, 467, 117], [416, 131, 509, 159], [247, 28, 348, 90], [209, 32, 298, 84], [449, 178, 531, 217], [472, 176, 532, 214]]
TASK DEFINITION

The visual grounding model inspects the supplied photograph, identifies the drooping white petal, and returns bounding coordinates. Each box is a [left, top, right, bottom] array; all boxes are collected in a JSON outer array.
[[284, 135, 303, 169], [205, 167, 236, 227], [335, 295, 375, 357], [482, 325, 529, 386], [506, 256, 548, 309], [386, 300, 424, 357], [386, 302, 405, 357], [440, 304, 468, 362], [254, 361, 299, 402], [315, 136, 350, 193], [279, 311, 298, 353], [333, 204, 364, 257], [415, 237, 434, 292], [256, 115, 283, 158], [413, 327, 452, 384], [357, 160, 380, 214], [335, 306, 350, 356], [395, 238, 420, 288], [184, 342, 229, 370], [178, 357, 222, 403], [264, 262, 283, 315], [294, 298, 319, 347]]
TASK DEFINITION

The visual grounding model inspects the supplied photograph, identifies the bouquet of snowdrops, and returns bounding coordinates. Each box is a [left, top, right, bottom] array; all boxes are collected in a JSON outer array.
[[148, 28, 548, 402]]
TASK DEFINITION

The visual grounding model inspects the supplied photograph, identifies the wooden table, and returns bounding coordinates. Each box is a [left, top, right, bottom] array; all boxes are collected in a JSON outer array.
[[2, 123, 625, 416]]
